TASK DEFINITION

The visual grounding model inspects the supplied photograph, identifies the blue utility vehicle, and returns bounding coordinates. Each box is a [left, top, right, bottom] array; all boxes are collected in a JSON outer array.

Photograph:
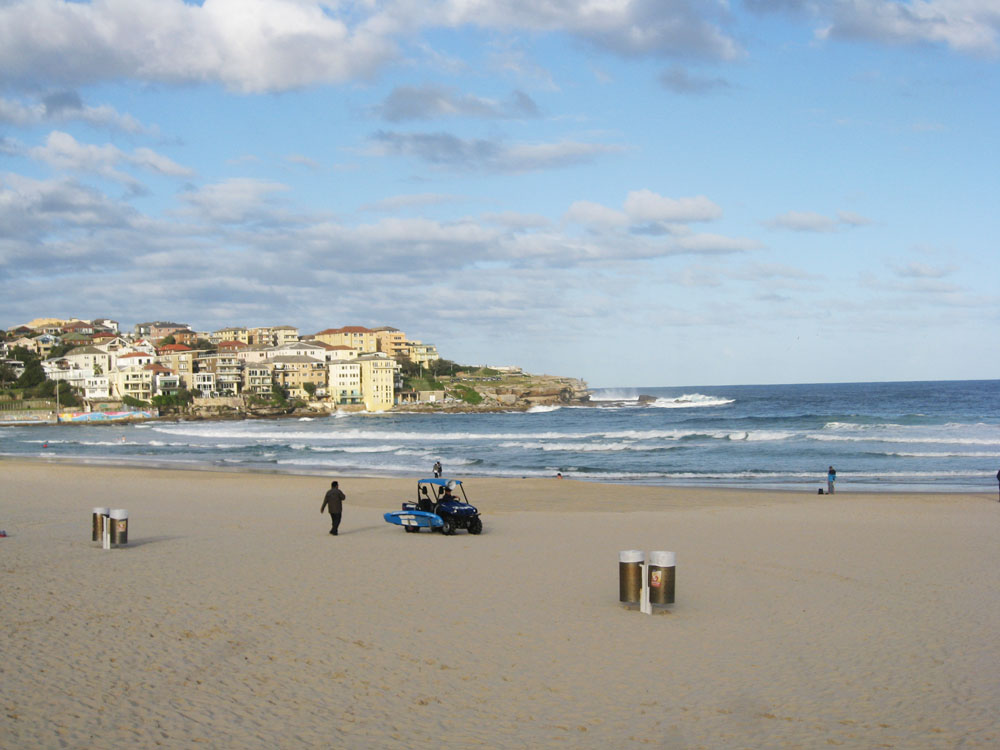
[[383, 478, 483, 535]]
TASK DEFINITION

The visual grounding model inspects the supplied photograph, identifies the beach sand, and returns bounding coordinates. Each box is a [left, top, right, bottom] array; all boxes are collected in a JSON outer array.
[[2, 459, 998, 749]]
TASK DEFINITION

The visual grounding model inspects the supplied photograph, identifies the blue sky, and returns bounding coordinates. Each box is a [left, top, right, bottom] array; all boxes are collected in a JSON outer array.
[[1, 1, 998, 387]]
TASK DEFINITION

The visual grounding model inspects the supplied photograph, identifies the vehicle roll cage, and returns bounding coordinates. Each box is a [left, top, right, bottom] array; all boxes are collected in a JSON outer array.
[[417, 478, 469, 504]]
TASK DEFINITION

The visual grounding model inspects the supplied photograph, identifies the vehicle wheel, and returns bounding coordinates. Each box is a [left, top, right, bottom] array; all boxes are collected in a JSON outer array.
[[468, 517, 482, 535], [404, 525, 418, 533], [441, 518, 455, 536]]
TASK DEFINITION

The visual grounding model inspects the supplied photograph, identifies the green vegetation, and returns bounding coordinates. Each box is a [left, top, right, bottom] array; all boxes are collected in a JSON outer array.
[[152, 389, 194, 409], [449, 384, 483, 405]]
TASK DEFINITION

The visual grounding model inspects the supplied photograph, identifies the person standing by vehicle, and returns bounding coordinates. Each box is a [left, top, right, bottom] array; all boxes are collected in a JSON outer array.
[[321, 480, 345, 535], [827, 466, 836, 495], [433, 461, 442, 478]]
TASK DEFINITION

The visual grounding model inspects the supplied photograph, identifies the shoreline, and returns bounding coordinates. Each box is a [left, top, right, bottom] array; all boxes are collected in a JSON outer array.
[[4, 454, 994, 497], [1, 455, 993, 504]]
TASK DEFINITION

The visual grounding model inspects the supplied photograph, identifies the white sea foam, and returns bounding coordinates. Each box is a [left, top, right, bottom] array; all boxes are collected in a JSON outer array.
[[651, 393, 735, 408], [498, 440, 655, 452], [150, 424, 738, 442], [526, 405, 561, 413], [885, 451, 1000, 458], [812, 434, 1000, 445]]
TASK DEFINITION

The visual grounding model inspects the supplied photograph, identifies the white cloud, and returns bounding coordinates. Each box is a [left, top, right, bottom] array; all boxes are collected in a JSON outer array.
[[565, 200, 629, 229], [27, 131, 194, 188], [0, 0, 744, 95], [624, 190, 723, 223], [671, 233, 763, 253], [765, 209, 872, 232], [370, 130, 623, 172], [362, 193, 462, 213], [819, 0, 1000, 57], [892, 260, 956, 278], [0, 0, 396, 93], [374, 85, 539, 121], [0, 172, 136, 249], [180, 178, 291, 224]]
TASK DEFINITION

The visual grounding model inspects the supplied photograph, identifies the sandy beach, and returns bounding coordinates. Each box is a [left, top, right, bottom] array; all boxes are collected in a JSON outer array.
[[2, 459, 998, 749]]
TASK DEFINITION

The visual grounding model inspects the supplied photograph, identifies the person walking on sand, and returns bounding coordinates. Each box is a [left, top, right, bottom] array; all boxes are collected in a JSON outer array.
[[827, 466, 836, 495], [433, 460, 442, 478], [321, 480, 345, 535]]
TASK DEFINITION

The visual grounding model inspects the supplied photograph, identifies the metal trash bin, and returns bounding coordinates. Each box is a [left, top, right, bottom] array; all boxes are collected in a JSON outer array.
[[109, 509, 128, 545], [619, 550, 645, 603], [92, 507, 110, 542], [648, 550, 675, 605]]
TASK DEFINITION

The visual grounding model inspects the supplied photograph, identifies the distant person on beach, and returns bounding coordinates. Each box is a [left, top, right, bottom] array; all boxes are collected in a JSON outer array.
[[320, 480, 345, 536], [996, 468, 999, 502], [827, 466, 836, 494], [433, 461, 442, 478]]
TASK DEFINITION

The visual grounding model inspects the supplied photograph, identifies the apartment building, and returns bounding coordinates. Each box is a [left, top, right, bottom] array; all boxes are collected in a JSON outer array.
[[247, 325, 299, 347], [268, 341, 329, 361], [111, 365, 155, 401], [59, 345, 113, 375], [242, 362, 275, 397], [197, 352, 242, 395], [270, 356, 328, 399], [115, 352, 155, 369], [373, 326, 407, 358], [313, 326, 378, 354], [271, 325, 300, 347], [156, 347, 202, 389], [193, 371, 216, 394], [237, 345, 271, 365], [357, 354, 399, 412], [83, 375, 111, 400], [135, 321, 191, 341], [328, 360, 362, 405], [211, 326, 250, 345], [406, 341, 440, 367]]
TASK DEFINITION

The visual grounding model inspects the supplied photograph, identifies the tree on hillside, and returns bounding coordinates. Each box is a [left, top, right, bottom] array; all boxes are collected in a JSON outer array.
[[16, 360, 45, 388], [10, 346, 38, 366], [57, 381, 80, 407], [48, 343, 74, 359], [428, 358, 458, 377], [0, 363, 18, 386]]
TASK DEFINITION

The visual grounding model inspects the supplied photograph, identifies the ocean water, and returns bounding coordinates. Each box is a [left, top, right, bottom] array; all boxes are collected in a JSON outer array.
[[3, 380, 999, 492]]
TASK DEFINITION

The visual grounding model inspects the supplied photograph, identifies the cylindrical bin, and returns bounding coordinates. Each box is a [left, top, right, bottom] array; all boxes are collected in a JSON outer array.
[[109, 509, 128, 545], [648, 550, 676, 605], [619, 550, 645, 603], [92, 507, 110, 542]]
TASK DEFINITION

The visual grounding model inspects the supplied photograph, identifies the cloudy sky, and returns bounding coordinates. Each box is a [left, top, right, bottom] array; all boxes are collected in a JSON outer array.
[[1, 0, 998, 387]]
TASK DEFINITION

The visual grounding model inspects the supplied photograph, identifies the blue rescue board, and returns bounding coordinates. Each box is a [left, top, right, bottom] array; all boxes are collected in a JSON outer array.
[[383, 510, 443, 529]]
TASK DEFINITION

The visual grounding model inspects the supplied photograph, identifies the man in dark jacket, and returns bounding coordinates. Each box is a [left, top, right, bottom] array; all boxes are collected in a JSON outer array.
[[321, 480, 346, 535]]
